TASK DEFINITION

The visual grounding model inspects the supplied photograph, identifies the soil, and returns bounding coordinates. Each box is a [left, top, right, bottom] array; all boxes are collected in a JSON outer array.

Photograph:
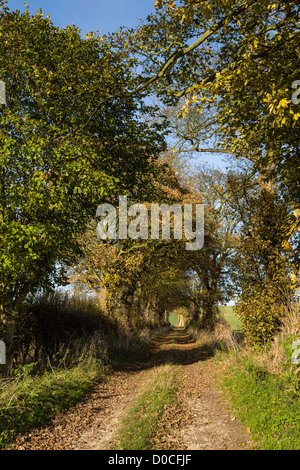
[[10, 328, 254, 451]]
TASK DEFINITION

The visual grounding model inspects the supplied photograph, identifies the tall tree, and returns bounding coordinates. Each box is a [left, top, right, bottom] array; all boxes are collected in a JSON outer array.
[[0, 3, 166, 373], [69, 159, 194, 330], [226, 170, 299, 344], [104, 1, 299, 204], [186, 165, 239, 328]]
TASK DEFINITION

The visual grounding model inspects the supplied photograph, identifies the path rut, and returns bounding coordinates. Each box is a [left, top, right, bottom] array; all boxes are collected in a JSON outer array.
[[10, 328, 254, 450]]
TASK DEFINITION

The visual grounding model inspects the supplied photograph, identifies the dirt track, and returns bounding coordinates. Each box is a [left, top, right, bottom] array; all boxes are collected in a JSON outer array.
[[10, 328, 254, 450]]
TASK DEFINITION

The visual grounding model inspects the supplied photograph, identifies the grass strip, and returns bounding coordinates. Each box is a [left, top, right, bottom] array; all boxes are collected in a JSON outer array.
[[113, 365, 179, 450], [0, 328, 156, 449], [0, 362, 108, 449], [220, 357, 300, 450]]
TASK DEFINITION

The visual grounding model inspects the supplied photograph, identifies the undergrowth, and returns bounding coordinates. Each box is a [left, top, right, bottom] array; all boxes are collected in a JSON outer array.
[[0, 323, 156, 449]]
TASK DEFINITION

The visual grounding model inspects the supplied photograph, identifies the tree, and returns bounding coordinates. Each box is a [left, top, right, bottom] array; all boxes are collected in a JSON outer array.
[[185, 165, 239, 328], [104, 1, 299, 204], [211, 1, 300, 208], [0, 4, 166, 373], [158, 99, 232, 157], [226, 170, 299, 344], [69, 159, 194, 331], [106, 0, 300, 334]]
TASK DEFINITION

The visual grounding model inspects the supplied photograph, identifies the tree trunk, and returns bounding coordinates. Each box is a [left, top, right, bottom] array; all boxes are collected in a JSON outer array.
[[0, 308, 16, 377], [200, 287, 219, 330], [0, 283, 33, 377]]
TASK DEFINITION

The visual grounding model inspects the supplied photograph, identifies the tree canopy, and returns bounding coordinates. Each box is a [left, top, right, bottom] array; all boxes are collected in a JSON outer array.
[[0, 2, 167, 370]]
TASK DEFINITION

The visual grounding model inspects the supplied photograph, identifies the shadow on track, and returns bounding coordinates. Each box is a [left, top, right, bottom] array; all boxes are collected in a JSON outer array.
[[119, 327, 215, 372]]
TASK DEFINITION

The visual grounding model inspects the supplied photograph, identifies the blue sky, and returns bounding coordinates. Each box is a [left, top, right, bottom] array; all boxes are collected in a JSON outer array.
[[5, 0, 156, 35]]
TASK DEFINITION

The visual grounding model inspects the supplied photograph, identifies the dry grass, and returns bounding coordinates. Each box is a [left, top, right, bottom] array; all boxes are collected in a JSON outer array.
[[214, 301, 300, 377], [188, 318, 243, 356], [255, 302, 300, 375]]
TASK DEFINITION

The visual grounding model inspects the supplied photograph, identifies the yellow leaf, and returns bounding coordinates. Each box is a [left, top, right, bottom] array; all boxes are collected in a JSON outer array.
[[294, 209, 300, 219], [277, 98, 290, 109], [282, 240, 291, 250]]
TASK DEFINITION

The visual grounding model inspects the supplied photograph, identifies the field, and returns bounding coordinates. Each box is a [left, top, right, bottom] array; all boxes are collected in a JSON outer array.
[[220, 306, 242, 331], [169, 306, 242, 331], [169, 313, 179, 327]]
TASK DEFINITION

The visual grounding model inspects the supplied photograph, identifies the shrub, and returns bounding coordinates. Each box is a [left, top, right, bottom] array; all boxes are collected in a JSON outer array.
[[235, 291, 285, 346], [11, 291, 115, 368]]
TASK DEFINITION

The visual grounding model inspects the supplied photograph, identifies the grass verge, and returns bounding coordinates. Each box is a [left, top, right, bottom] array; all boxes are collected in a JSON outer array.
[[112, 365, 179, 450], [0, 361, 107, 448], [0, 328, 155, 449], [219, 356, 300, 450]]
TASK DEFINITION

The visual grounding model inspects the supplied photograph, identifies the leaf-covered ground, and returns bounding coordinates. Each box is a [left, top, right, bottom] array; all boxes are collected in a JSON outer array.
[[9, 329, 254, 450]]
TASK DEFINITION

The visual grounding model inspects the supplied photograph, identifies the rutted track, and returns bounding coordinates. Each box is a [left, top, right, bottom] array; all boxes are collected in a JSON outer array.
[[10, 328, 253, 450]]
